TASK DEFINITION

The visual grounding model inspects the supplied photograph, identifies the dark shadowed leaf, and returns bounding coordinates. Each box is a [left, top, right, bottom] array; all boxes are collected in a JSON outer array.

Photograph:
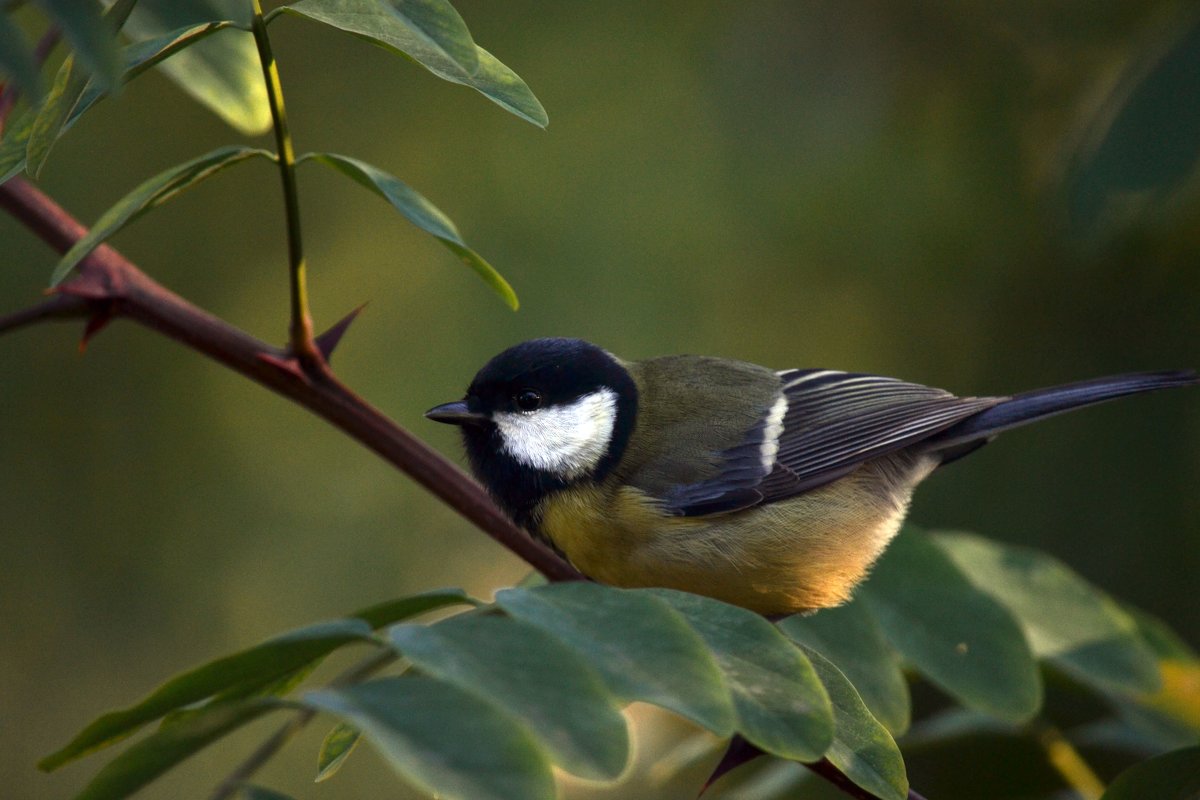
[[278, 0, 477, 78], [49, 145, 274, 286], [301, 152, 518, 309], [5, 22, 237, 180], [861, 528, 1041, 723], [72, 700, 275, 800], [1100, 745, 1200, 800], [1067, 16, 1200, 234], [389, 615, 629, 780], [779, 596, 911, 735], [304, 676, 555, 800], [0, 12, 43, 100], [276, 2, 547, 126], [649, 588, 833, 761], [933, 531, 1161, 697], [37, 0, 122, 92], [0, 107, 36, 184], [799, 645, 908, 800], [316, 722, 361, 782], [25, 54, 88, 177], [495, 584, 736, 736], [123, 0, 269, 134], [39, 618, 372, 771]]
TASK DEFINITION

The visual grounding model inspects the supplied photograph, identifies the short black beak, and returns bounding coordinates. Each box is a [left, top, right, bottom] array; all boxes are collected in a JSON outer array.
[[425, 400, 489, 426]]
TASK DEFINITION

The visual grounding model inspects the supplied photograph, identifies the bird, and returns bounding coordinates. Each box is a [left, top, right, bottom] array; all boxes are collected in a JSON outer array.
[[426, 338, 1197, 616]]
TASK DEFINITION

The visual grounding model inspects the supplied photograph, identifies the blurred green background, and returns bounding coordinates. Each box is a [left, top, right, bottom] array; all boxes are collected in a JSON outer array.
[[2, 1, 1198, 798]]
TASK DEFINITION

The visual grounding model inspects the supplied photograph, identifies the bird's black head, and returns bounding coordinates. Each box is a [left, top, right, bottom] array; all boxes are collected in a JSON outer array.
[[426, 338, 639, 526]]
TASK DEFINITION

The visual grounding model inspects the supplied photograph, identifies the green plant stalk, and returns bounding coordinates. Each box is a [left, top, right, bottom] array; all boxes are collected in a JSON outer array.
[[1033, 720, 1105, 800], [250, 0, 317, 365]]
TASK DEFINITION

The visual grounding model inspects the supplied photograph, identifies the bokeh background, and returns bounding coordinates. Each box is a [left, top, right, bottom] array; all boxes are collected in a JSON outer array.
[[2, 1, 1198, 798]]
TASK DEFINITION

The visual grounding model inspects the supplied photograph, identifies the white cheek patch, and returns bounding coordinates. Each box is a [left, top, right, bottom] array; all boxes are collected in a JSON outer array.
[[493, 388, 619, 479]]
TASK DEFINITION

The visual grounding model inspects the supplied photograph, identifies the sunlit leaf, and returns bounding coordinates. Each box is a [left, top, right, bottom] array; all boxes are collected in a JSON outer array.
[[495, 584, 737, 736], [304, 676, 555, 800], [0, 11, 43, 100], [779, 596, 911, 735], [800, 646, 908, 800], [316, 722, 361, 782], [650, 588, 834, 761], [123, 0, 270, 134], [1100, 745, 1200, 800], [279, 0, 478, 79], [300, 152, 518, 309], [861, 528, 1041, 723], [276, 3, 547, 127], [36, 0, 122, 92], [389, 614, 629, 780], [72, 700, 276, 800], [39, 618, 371, 771], [49, 145, 274, 286]]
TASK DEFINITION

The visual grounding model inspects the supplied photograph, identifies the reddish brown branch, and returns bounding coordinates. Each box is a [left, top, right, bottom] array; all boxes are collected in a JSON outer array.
[[0, 176, 583, 583]]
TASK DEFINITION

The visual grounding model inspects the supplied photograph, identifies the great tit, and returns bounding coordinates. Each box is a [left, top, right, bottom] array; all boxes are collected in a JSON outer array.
[[426, 338, 1197, 615]]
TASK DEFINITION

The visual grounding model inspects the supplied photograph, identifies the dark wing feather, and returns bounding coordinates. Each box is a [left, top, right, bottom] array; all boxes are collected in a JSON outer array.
[[663, 369, 1003, 516]]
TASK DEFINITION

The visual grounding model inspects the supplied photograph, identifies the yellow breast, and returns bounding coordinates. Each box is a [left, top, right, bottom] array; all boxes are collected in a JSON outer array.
[[536, 463, 922, 616]]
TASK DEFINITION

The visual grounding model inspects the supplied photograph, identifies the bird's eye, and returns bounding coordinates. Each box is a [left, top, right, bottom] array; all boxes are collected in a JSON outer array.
[[515, 389, 542, 411]]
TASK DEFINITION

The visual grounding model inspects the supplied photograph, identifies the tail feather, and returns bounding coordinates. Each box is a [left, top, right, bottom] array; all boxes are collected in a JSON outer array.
[[924, 370, 1199, 456]]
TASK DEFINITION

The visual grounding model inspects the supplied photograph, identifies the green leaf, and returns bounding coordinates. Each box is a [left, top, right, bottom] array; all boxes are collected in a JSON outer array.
[[316, 722, 361, 782], [123, 0, 270, 134], [277, 2, 547, 127], [37, 0, 122, 92], [1100, 745, 1200, 800], [860, 528, 1042, 723], [779, 596, 911, 735], [0, 107, 36, 184], [389, 615, 629, 780], [304, 676, 555, 800], [281, 0, 477, 78], [350, 587, 477, 628], [49, 145, 274, 286], [3, 22, 236, 180], [25, 53, 89, 178], [495, 584, 737, 736], [799, 645, 908, 800], [0, 11, 43, 100], [649, 588, 834, 761], [40, 618, 371, 771], [72, 700, 275, 800], [300, 152, 519, 309], [933, 531, 1161, 697]]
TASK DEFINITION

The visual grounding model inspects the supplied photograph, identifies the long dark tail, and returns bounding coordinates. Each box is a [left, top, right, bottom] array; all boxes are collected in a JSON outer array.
[[924, 370, 1199, 459]]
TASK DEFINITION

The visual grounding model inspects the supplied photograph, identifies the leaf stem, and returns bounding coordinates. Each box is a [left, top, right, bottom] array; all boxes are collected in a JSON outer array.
[[250, 0, 318, 367], [1033, 720, 1105, 799], [207, 649, 398, 800]]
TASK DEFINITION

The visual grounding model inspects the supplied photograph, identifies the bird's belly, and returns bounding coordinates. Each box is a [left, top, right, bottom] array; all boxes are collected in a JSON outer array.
[[537, 465, 922, 616]]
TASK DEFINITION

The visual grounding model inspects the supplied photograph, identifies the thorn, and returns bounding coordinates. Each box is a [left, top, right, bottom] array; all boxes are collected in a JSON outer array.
[[699, 736, 763, 796], [78, 305, 115, 354], [314, 302, 368, 362], [258, 352, 306, 379]]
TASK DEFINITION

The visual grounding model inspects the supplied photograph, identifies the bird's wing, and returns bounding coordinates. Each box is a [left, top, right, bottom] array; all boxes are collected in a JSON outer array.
[[660, 369, 1003, 516]]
